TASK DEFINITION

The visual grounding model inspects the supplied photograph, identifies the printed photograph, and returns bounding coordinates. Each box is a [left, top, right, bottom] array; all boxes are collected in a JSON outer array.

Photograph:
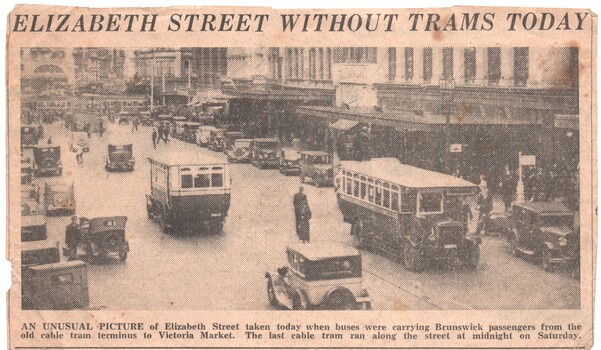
[[19, 46, 580, 311]]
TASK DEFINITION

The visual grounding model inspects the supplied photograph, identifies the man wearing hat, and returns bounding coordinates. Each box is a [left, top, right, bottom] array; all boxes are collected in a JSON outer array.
[[293, 186, 308, 237], [65, 216, 81, 260]]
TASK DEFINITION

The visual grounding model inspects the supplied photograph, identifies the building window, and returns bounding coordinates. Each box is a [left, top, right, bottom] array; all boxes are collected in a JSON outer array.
[[423, 48, 433, 82], [309, 48, 316, 80], [326, 48, 332, 80], [318, 48, 324, 80], [404, 48, 414, 81], [464, 47, 476, 84], [332, 47, 377, 64], [514, 47, 529, 87], [285, 48, 292, 78], [442, 47, 453, 80], [388, 47, 396, 82], [487, 47, 501, 85]]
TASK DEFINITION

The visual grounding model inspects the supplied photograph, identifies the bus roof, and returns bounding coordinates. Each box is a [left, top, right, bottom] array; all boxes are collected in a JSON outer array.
[[301, 151, 330, 156], [253, 138, 279, 142], [148, 150, 227, 167], [513, 201, 573, 215], [287, 242, 360, 261], [340, 158, 477, 189]]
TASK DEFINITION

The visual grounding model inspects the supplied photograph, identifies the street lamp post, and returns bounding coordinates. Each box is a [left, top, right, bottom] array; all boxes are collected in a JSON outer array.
[[187, 59, 192, 104]]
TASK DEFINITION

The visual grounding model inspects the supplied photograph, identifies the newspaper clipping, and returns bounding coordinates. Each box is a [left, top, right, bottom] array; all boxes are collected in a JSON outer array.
[[6, 4, 597, 349]]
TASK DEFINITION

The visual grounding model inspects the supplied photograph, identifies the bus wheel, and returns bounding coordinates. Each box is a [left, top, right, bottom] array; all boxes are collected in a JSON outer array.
[[403, 242, 423, 272], [541, 246, 555, 272], [351, 219, 364, 248], [208, 221, 224, 234]]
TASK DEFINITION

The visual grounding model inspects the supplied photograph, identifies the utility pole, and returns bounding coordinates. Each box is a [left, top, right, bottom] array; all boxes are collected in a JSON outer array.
[[187, 59, 192, 104], [150, 50, 155, 113], [161, 61, 166, 106]]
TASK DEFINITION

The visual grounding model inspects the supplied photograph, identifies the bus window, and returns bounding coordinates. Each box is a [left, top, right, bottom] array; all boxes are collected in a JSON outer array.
[[360, 181, 367, 200], [391, 185, 399, 211], [211, 173, 223, 187], [181, 174, 193, 189], [194, 174, 210, 188], [353, 174, 360, 197], [418, 191, 444, 214], [375, 181, 382, 205], [368, 178, 375, 202], [346, 174, 352, 195], [383, 183, 390, 208]]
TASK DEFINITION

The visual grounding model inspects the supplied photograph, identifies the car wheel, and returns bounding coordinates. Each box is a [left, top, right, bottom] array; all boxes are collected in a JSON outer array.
[[351, 218, 364, 248], [314, 174, 323, 188], [402, 242, 423, 272], [464, 243, 480, 270], [292, 291, 307, 310], [326, 288, 356, 310], [160, 211, 171, 234], [299, 174, 305, 183], [541, 247, 555, 272], [119, 249, 128, 261], [267, 280, 278, 307]]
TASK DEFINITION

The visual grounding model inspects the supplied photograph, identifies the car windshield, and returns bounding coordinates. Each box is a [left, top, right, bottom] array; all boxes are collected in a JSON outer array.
[[236, 141, 251, 147], [539, 215, 574, 227], [307, 256, 362, 280], [258, 142, 278, 149]]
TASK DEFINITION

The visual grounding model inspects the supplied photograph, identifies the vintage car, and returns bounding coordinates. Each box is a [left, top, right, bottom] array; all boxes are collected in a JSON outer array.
[[44, 182, 76, 216], [22, 260, 89, 310], [222, 131, 245, 152], [225, 138, 253, 163], [105, 144, 135, 172], [510, 202, 579, 272], [146, 151, 231, 234], [21, 148, 34, 184], [118, 112, 131, 125], [63, 216, 129, 263], [208, 129, 227, 151], [21, 124, 41, 148], [21, 185, 42, 216], [336, 158, 480, 271], [196, 126, 218, 147], [21, 215, 47, 242], [33, 145, 63, 177], [279, 148, 302, 175], [251, 138, 280, 169], [299, 151, 334, 187], [265, 243, 372, 310], [70, 131, 90, 153], [139, 111, 153, 126]]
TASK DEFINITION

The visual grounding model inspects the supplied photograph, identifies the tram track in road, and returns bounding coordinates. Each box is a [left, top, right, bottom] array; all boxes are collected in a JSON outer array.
[[362, 267, 473, 311]]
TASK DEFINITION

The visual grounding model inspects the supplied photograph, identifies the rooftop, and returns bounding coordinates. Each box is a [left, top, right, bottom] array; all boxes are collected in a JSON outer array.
[[340, 158, 476, 189]]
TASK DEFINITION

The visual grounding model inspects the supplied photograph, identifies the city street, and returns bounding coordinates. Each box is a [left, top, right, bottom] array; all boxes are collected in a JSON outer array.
[[35, 122, 580, 311]]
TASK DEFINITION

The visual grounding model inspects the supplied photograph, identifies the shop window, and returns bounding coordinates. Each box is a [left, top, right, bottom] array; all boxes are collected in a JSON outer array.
[[442, 47, 453, 80], [388, 47, 396, 82]]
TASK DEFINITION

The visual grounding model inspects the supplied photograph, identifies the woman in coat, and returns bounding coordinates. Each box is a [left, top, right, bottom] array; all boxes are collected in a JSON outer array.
[[298, 200, 312, 243]]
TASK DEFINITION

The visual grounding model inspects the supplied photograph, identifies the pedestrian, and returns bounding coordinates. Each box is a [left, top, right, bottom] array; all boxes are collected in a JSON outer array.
[[292, 135, 302, 151], [459, 196, 473, 233], [293, 186, 308, 237], [298, 200, 312, 243], [99, 120, 104, 137], [152, 128, 158, 149], [84, 123, 91, 138], [164, 124, 170, 143], [47, 136, 52, 144], [478, 174, 488, 194], [475, 189, 492, 236], [65, 216, 81, 260], [499, 165, 515, 212], [76, 148, 84, 166]]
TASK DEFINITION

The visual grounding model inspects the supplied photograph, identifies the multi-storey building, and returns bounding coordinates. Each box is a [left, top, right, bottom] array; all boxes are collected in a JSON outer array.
[[134, 48, 227, 106]]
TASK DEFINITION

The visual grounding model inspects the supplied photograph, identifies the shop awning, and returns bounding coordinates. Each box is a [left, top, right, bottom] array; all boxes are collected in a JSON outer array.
[[330, 119, 359, 131]]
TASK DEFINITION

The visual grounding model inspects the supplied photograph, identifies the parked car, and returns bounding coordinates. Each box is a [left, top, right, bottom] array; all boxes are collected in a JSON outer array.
[[509, 201, 579, 272], [22, 260, 89, 310], [208, 129, 226, 151], [336, 158, 480, 272], [183, 122, 203, 143], [222, 131, 245, 152], [196, 126, 218, 147], [225, 138, 253, 163], [279, 148, 301, 175], [118, 112, 131, 125], [33, 145, 62, 177], [63, 216, 129, 263], [265, 243, 372, 310], [251, 138, 280, 169], [21, 124, 41, 148], [21, 148, 34, 184], [21, 215, 47, 242], [105, 144, 135, 172], [139, 111, 153, 126], [299, 151, 334, 187], [44, 182, 76, 216], [21, 185, 42, 216], [146, 151, 231, 234]]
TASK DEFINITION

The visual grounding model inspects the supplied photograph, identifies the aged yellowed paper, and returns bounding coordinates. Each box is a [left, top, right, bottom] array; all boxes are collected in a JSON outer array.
[[6, 5, 597, 349]]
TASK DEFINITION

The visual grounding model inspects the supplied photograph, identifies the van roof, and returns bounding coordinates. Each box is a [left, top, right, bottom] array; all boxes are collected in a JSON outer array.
[[340, 158, 477, 189], [148, 150, 227, 166], [287, 242, 360, 260]]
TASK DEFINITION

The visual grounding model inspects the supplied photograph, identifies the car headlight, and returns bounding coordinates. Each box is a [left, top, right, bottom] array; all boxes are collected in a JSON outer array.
[[559, 237, 568, 246]]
